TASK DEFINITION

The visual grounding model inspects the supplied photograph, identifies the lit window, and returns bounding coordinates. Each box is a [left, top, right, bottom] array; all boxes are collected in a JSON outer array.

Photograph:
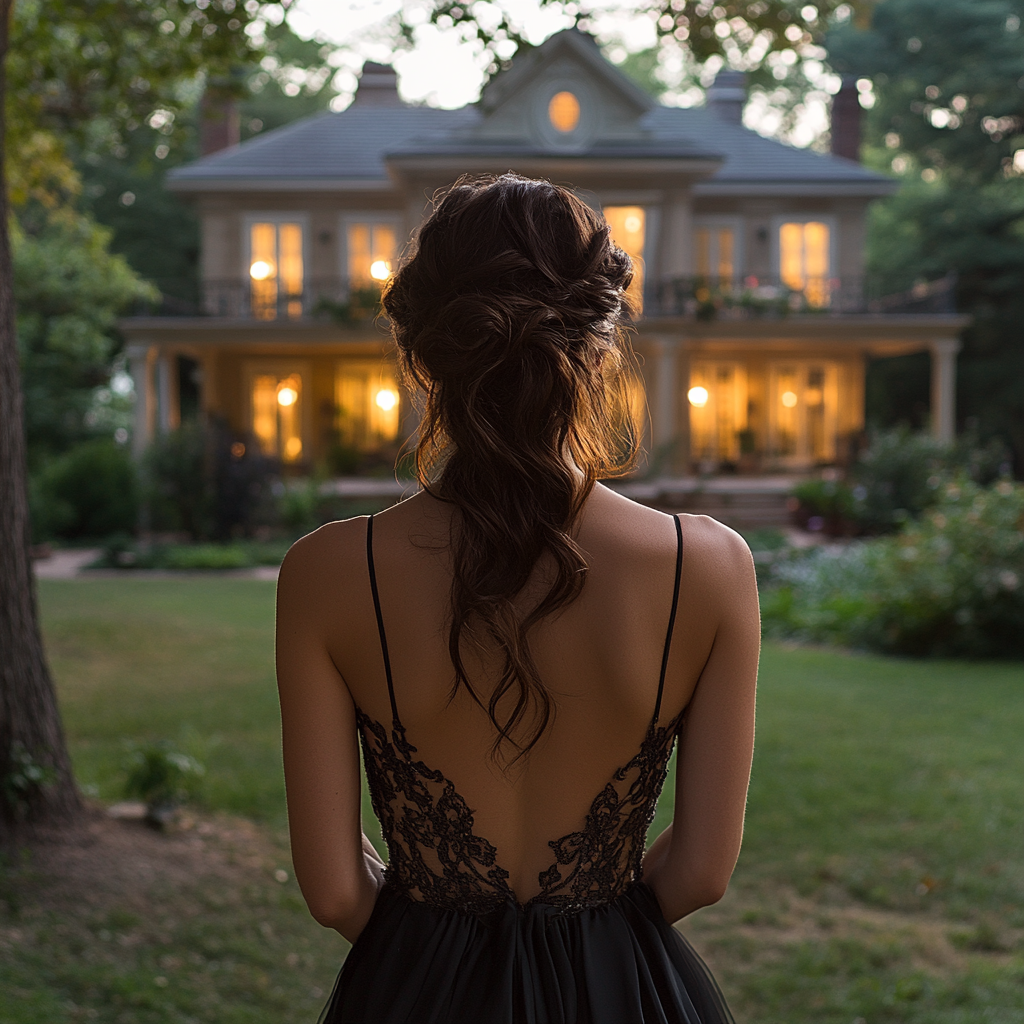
[[250, 222, 303, 320], [549, 91, 580, 133], [779, 221, 830, 307], [604, 206, 645, 310], [347, 223, 397, 288], [769, 362, 837, 462], [335, 363, 401, 450], [252, 372, 304, 462], [694, 226, 735, 283], [688, 362, 747, 462]]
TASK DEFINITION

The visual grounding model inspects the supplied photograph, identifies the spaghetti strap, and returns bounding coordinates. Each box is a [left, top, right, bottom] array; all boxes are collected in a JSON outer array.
[[653, 514, 684, 727], [366, 514, 400, 725]]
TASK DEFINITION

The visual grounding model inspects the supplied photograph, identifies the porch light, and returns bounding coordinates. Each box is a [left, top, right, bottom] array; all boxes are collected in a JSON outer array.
[[277, 384, 298, 407], [370, 259, 391, 281], [781, 390, 798, 408], [687, 386, 709, 408], [250, 260, 274, 281], [375, 388, 398, 411]]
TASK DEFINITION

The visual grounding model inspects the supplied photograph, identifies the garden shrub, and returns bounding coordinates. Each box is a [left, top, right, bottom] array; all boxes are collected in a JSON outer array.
[[32, 439, 138, 540], [145, 421, 213, 539], [764, 477, 1024, 657]]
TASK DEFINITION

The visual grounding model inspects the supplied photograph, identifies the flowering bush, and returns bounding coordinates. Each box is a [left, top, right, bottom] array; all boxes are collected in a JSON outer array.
[[763, 478, 1024, 657]]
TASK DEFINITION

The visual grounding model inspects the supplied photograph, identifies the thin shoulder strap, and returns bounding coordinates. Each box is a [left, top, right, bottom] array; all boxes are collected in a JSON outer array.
[[653, 514, 684, 727], [366, 514, 400, 725]]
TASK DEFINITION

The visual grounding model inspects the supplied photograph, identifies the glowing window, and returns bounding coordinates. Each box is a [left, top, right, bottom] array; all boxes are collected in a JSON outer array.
[[335, 362, 402, 450], [347, 223, 397, 287], [769, 362, 837, 462], [548, 91, 581, 133], [688, 362, 747, 463], [252, 372, 303, 462], [779, 221, 830, 307], [695, 227, 735, 283], [604, 206, 645, 310], [249, 222, 303, 320]]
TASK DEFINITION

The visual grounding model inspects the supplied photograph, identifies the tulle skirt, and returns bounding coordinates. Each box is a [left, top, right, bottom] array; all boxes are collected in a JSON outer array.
[[319, 881, 734, 1024]]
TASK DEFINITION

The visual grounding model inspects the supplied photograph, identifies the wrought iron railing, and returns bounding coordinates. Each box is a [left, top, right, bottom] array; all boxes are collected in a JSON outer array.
[[647, 273, 957, 319], [131, 273, 957, 321]]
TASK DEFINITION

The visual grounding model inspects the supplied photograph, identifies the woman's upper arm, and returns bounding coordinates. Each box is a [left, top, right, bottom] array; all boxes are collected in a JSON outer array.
[[666, 518, 761, 906], [275, 523, 366, 926]]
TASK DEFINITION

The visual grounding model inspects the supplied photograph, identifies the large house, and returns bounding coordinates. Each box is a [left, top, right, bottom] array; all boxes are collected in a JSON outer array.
[[122, 29, 967, 477]]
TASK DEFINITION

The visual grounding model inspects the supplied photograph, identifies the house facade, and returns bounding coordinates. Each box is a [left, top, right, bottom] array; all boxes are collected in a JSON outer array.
[[121, 30, 967, 476]]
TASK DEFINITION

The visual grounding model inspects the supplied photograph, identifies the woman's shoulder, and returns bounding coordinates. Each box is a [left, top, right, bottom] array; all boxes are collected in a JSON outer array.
[[278, 516, 370, 607]]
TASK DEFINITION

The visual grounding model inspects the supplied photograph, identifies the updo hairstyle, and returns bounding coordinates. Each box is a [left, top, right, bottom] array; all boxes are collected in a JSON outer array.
[[383, 172, 641, 761]]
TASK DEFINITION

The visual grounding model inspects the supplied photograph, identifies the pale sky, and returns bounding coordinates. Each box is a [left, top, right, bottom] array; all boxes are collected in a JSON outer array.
[[282, 0, 837, 148]]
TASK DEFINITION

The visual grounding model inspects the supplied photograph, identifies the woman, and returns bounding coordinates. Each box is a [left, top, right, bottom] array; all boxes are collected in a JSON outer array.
[[276, 173, 760, 1024]]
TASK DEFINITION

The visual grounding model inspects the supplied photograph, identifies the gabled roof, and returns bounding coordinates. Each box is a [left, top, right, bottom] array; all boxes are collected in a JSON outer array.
[[479, 29, 654, 116], [168, 29, 894, 198]]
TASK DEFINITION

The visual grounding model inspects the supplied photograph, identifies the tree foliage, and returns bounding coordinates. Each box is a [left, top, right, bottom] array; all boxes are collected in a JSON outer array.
[[829, 0, 1024, 466], [13, 214, 156, 464]]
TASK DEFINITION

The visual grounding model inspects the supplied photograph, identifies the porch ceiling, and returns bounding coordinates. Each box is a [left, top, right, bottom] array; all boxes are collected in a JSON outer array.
[[637, 313, 971, 357]]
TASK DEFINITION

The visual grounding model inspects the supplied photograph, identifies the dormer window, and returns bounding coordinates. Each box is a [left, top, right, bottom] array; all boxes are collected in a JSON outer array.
[[548, 91, 580, 133]]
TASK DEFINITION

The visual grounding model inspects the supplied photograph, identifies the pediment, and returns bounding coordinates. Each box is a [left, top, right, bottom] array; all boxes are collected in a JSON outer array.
[[471, 30, 655, 153]]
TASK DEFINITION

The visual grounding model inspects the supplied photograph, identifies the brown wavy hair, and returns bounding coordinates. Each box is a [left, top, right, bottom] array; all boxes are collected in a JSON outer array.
[[383, 173, 640, 762]]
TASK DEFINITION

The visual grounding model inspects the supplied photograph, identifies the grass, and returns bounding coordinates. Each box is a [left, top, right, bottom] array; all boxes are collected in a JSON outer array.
[[1, 578, 1021, 1023]]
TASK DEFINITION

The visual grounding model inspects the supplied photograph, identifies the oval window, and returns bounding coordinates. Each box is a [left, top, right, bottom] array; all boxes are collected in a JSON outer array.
[[548, 91, 580, 133]]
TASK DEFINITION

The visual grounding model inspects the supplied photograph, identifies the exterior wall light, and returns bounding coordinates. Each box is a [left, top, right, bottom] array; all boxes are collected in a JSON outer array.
[[277, 384, 298, 407], [250, 260, 274, 281], [369, 259, 391, 281], [781, 390, 798, 408]]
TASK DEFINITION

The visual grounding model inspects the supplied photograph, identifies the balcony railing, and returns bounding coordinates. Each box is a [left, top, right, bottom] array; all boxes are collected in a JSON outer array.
[[132, 274, 957, 321], [647, 273, 957, 319]]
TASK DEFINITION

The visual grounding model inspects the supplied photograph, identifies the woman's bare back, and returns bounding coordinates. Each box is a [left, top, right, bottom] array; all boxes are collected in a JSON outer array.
[[277, 483, 759, 924]]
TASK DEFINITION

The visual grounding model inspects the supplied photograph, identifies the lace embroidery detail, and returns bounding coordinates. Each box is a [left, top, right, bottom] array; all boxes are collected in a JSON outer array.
[[357, 706, 683, 915]]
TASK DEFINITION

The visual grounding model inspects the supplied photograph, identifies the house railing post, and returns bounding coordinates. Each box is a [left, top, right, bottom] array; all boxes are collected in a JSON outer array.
[[930, 336, 960, 443]]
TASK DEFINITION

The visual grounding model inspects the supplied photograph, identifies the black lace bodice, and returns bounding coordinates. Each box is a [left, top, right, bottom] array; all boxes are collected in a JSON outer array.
[[359, 513, 684, 916]]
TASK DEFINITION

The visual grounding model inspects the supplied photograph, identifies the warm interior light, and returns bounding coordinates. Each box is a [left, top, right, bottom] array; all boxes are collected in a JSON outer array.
[[548, 91, 580, 133], [369, 259, 391, 281], [249, 260, 274, 281], [277, 385, 298, 407], [624, 214, 642, 234], [781, 390, 798, 408], [284, 436, 303, 459], [374, 388, 398, 411], [688, 386, 709, 408], [805, 387, 823, 405]]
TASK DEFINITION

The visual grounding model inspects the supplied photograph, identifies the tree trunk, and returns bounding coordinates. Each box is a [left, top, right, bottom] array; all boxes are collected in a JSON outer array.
[[0, 0, 81, 833]]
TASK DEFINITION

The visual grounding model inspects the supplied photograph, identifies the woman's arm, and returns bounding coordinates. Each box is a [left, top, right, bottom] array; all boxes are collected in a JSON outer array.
[[642, 519, 760, 923], [276, 524, 384, 942]]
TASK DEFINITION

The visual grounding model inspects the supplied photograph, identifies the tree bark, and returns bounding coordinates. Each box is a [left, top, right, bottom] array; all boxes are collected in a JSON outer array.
[[0, 0, 81, 833]]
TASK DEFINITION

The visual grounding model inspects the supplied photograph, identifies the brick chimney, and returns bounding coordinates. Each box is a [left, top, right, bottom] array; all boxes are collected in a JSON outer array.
[[201, 88, 240, 156], [351, 62, 402, 107], [831, 75, 862, 162], [706, 70, 746, 124]]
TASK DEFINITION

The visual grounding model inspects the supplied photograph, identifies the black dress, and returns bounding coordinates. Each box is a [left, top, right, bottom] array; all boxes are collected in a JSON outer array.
[[319, 515, 735, 1024]]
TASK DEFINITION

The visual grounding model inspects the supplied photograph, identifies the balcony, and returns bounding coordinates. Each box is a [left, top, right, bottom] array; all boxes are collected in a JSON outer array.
[[133, 273, 957, 322], [648, 274, 956, 319]]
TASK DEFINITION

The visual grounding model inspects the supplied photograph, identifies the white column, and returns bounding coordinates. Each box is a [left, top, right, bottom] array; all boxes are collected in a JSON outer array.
[[156, 353, 173, 433], [126, 344, 155, 459], [646, 335, 681, 474], [930, 337, 960, 443]]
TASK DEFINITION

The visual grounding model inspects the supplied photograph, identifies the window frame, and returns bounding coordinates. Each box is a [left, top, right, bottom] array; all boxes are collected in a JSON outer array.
[[692, 215, 744, 284], [243, 358, 313, 464], [770, 213, 837, 287], [338, 212, 403, 293], [242, 212, 311, 319]]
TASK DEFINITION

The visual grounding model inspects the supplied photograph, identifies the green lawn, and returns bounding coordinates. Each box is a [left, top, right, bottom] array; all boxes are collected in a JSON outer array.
[[3, 578, 1021, 1023]]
